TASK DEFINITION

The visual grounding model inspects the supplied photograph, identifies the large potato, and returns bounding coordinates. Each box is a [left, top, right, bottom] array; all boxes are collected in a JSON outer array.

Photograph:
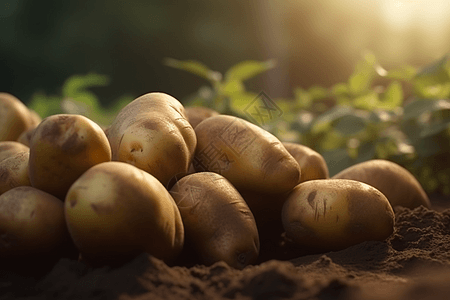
[[107, 92, 197, 187], [0, 141, 29, 162], [185, 106, 219, 129], [170, 172, 259, 269], [332, 159, 431, 209], [0, 93, 34, 141], [0, 186, 73, 258], [28, 114, 111, 200], [193, 115, 301, 194], [65, 161, 184, 266], [282, 142, 329, 182], [0, 151, 30, 194], [282, 179, 395, 252]]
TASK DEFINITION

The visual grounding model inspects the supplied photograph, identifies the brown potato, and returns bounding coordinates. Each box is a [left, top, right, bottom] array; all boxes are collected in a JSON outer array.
[[0, 151, 30, 195], [282, 142, 329, 182], [28, 114, 112, 200], [0, 141, 29, 162], [282, 179, 395, 252], [185, 106, 219, 129], [16, 127, 36, 147], [193, 115, 301, 194], [107, 92, 197, 187], [0, 93, 34, 141], [65, 161, 184, 265], [170, 172, 259, 269], [332, 159, 431, 209], [0, 186, 72, 258]]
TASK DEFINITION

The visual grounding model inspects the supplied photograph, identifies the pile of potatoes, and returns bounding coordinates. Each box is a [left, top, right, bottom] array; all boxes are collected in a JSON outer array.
[[0, 91, 431, 269]]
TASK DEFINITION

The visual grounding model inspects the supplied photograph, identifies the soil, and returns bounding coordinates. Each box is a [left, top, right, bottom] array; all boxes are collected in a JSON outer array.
[[2, 194, 450, 300]]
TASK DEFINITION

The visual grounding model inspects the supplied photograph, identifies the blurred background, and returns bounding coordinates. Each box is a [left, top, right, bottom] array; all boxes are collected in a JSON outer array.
[[1, 0, 450, 106]]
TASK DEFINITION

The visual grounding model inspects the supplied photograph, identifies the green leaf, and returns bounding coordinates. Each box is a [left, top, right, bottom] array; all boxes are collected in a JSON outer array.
[[385, 65, 417, 81], [378, 81, 403, 109], [224, 59, 276, 82], [348, 51, 377, 95], [310, 106, 352, 134], [355, 142, 377, 163], [308, 85, 329, 100], [403, 98, 450, 121], [163, 58, 222, 82], [322, 148, 354, 177], [294, 88, 313, 109], [352, 91, 379, 110], [331, 83, 349, 97], [62, 73, 110, 98], [413, 55, 450, 99], [28, 92, 62, 118], [420, 120, 450, 138], [221, 79, 245, 96], [332, 114, 367, 136]]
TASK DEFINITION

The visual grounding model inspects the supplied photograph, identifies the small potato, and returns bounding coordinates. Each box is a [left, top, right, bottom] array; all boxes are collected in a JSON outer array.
[[65, 161, 184, 265], [107, 92, 197, 187], [0, 141, 29, 162], [282, 142, 329, 182], [0, 93, 34, 141], [282, 179, 395, 252], [194, 115, 301, 194], [332, 159, 431, 209], [185, 106, 219, 129], [28, 114, 112, 200], [16, 127, 36, 147], [0, 186, 72, 258], [0, 151, 30, 194], [170, 172, 259, 269]]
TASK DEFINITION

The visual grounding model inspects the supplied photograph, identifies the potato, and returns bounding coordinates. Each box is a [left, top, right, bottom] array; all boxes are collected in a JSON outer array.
[[0, 186, 72, 258], [170, 172, 259, 269], [16, 127, 36, 147], [282, 179, 395, 252], [0, 93, 34, 141], [28, 114, 112, 200], [193, 115, 301, 194], [0, 151, 30, 194], [185, 106, 219, 129], [107, 92, 197, 187], [65, 161, 184, 265], [283, 142, 329, 182], [0, 141, 29, 162], [332, 159, 431, 209]]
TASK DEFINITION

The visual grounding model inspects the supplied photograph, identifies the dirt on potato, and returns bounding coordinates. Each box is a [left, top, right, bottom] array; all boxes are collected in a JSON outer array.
[[1, 194, 450, 300]]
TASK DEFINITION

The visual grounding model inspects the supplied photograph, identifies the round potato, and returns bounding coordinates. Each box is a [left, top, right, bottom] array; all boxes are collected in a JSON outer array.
[[0, 151, 30, 195], [65, 161, 184, 265], [282, 142, 329, 182], [0, 141, 29, 162], [170, 172, 259, 269], [193, 115, 301, 194], [107, 92, 197, 188], [28, 114, 112, 200], [185, 106, 219, 129], [282, 179, 395, 252], [332, 159, 431, 209], [0, 186, 73, 258], [0, 93, 34, 141], [16, 127, 36, 147]]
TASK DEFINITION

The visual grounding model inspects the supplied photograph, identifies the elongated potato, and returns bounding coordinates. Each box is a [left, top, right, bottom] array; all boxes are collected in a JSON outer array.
[[0, 93, 34, 141], [28, 114, 112, 200], [282, 142, 329, 182], [0, 151, 30, 194], [185, 106, 219, 129], [107, 92, 197, 187], [0, 141, 29, 162], [0, 186, 73, 258], [65, 161, 184, 265], [170, 172, 259, 269], [332, 159, 431, 209], [282, 179, 395, 252], [193, 115, 301, 194]]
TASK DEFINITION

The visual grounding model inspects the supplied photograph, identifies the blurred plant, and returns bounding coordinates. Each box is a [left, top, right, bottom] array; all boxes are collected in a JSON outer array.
[[28, 73, 133, 127], [165, 54, 450, 195]]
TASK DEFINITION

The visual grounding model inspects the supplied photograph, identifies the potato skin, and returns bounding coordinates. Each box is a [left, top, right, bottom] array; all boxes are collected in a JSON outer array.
[[28, 114, 112, 200], [64, 161, 184, 265], [0, 141, 29, 162], [107, 92, 197, 187], [185, 106, 219, 129], [193, 115, 301, 194], [282, 179, 395, 252], [170, 172, 259, 269], [0, 93, 34, 141], [282, 142, 329, 182], [0, 151, 30, 195], [332, 159, 431, 209], [0, 186, 71, 258]]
